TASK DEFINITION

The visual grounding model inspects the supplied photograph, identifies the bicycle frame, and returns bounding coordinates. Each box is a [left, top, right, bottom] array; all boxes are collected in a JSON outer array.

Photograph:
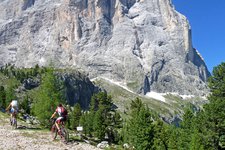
[[51, 119, 69, 143], [10, 113, 17, 129]]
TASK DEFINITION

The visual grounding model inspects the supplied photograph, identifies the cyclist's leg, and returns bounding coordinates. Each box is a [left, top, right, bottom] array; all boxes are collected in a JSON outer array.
[[60, 118, 69, 143], [51, 123, 58, 140], [10, 113, 13, 125], [55, 117, 63, 132], [13, 112, 17, 122], [12, 112, 17, 128]]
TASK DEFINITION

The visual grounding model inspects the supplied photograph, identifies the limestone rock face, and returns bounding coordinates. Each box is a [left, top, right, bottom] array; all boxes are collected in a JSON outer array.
[[0, 0, 210, 95]]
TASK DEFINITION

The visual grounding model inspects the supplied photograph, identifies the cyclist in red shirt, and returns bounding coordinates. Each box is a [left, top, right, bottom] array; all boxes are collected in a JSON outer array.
[[50, 104, 67, 133]]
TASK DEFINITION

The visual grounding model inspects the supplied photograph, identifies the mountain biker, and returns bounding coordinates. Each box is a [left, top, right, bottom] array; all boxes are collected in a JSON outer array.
[[6, 100, 19, 124], [50, 104, 68, 134]]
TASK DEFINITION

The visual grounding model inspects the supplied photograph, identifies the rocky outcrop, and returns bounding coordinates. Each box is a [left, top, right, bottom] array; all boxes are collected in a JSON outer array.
[[0, 0, 210, 96], [57, 71, 100, 109], [23, 78, 40, 90]]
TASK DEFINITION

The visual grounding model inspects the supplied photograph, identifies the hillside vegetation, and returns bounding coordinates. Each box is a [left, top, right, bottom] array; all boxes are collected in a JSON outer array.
[[0, 62, 225, 150], [93, 77, 207, 123]]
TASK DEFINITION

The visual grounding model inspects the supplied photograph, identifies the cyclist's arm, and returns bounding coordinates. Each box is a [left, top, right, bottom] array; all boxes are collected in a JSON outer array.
[[50, 112, 57, 119], [5, 103, 11, 111]]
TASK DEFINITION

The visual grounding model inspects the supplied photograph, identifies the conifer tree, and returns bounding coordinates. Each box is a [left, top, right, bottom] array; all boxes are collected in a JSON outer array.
[[200, 62, 225, 149], [167, 126, 181, 150], [93, 108, 105, 139], [125, 98, 155, 150], [152, 120, 169, 150], [190, 129, 204, 150], [178, 107, 196, 149], [181, 107, 194, 130], [79, 112, 94, 136], [5, 81, 17, 105], [32, 68, 64, 126], [89, 92, 114, 138], [70, 103, 82, 130], [32, 64, 39, 76], [0, 86, 6, 108], [20, 95, 30, 114]]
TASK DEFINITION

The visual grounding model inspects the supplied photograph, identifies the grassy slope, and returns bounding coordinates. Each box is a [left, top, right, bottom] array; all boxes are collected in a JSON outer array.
[[93, 78, 208, 120]]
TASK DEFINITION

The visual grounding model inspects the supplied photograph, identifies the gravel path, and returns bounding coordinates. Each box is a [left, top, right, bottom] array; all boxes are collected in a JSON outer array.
[[0, 118, 101, 150]]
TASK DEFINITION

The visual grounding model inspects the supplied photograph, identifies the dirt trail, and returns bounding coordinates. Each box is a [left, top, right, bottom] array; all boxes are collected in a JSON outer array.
[[0, 116, 101, 150]]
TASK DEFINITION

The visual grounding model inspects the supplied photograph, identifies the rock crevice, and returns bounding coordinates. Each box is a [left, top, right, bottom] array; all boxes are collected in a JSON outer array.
[[0, 0, 210, 96]]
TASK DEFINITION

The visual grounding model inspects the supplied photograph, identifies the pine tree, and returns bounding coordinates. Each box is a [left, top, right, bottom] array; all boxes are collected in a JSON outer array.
[[93, 108, 105, 140], [20, 71, 26, 83], [32, 68, 64, 126], [70, 103, 82, 130], [181, 107, 194, 130], [5, 81, 17, 105], [0, 86, 6, 108], [89, 92, 115, 138], [79, 112, 94, 136], [20, 95, 30, 114], [190, 129, 204, 150], [168, 127, 181, 150], [32, 64, 39, 76], [90, 92, 113, 112], [125, 98, 154, 150], [178, 107, 195, 149], [152, 120, 169, 150], [199, 62, 225, 149]]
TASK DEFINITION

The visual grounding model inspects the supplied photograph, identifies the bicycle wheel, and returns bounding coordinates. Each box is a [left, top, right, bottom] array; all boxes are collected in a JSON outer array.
[[9, 118, 12, 126], [51, 125, 58, 140], [60, 128, 69, 143], [12, 117, 17, 129]]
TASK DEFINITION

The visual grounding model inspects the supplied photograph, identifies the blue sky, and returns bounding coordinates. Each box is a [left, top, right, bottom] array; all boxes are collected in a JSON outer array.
[[172, 0, 225, 73]]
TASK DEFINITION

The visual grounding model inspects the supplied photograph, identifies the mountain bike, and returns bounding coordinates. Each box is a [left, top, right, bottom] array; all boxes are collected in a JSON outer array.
[[7, 110, 17, 129], [50, 118, 69, 144]]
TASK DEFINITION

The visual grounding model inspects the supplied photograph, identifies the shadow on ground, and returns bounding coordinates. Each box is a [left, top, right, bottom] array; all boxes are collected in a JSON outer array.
[[16, 125, 42, 130]]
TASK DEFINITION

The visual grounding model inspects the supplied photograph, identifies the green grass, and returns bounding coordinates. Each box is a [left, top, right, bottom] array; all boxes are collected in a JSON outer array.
[[0, 112, 9, 123], [104, 145, 124, 150], [0, 73, 19, 88], [126, 80, 141, 92], [93, 78, 173, 118]]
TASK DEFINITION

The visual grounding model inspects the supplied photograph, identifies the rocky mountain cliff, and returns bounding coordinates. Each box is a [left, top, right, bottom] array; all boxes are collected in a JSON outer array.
[[0, 0, 210, 96]]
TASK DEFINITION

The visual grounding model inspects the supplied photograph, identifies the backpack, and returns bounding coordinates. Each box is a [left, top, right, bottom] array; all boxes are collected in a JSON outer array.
[[11, 100, 18, 108], [61, 107, 68, 117], [57, 106, 68, 117]]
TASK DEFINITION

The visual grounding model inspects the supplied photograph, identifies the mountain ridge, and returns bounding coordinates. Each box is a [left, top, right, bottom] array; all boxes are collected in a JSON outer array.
[[0, 0, 210, 96]]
